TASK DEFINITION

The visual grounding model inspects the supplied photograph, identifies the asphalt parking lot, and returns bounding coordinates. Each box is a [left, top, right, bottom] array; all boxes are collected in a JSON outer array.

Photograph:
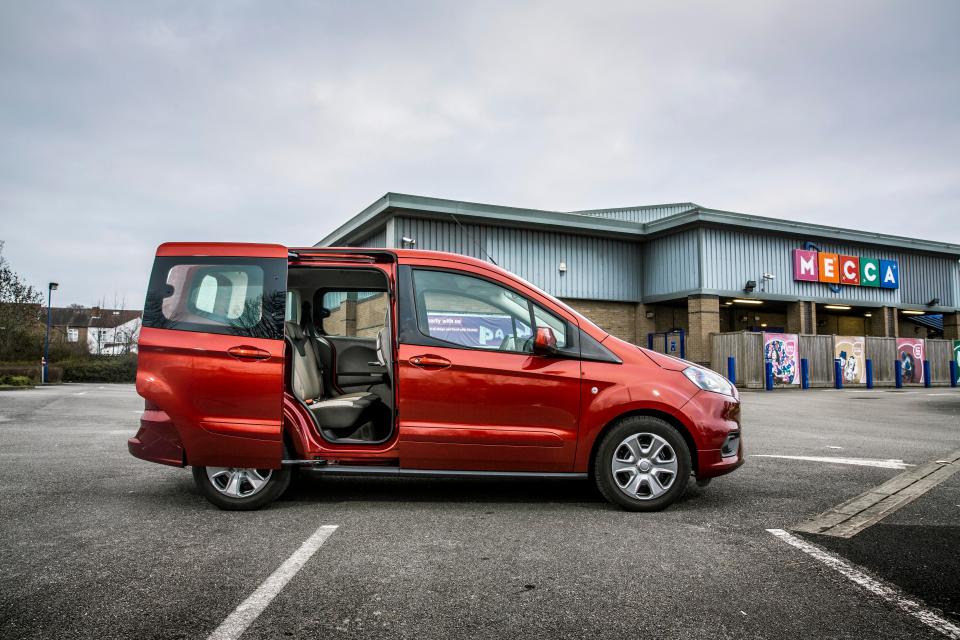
[[1, 384, 958, 640]]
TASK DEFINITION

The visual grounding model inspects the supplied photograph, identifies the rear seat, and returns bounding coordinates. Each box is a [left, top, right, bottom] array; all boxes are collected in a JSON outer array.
[[285, 321, 379, 433]]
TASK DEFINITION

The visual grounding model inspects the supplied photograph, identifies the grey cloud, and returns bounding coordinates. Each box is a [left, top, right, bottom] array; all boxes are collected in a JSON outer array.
[[1, 0, 957, 306]]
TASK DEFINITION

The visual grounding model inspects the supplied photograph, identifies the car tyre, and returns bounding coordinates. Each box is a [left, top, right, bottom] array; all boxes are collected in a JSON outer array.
[[594, 415, 691, 512], [192, 464, 291, 511]]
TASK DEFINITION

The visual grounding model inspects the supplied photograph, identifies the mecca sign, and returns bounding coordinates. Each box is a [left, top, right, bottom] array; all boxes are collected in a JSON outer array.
[[793, 249, 898, 289]]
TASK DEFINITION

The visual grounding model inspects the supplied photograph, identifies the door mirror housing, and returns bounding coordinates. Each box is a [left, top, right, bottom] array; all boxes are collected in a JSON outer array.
[[532, 326, 558, 356]]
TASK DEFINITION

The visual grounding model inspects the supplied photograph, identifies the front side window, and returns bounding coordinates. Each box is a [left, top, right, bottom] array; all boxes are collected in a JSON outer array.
[[143, 257, 286, 339], [411, 269, 567, 353]]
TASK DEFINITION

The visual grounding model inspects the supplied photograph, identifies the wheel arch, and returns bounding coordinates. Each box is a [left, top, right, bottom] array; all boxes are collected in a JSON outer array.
[[587, 409, 699, 479]]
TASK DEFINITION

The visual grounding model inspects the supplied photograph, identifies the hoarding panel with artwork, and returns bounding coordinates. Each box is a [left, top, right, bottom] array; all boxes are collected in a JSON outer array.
[[895, 337, 925, 384], [763, 333, 799, 385], [834, 336, 866, 384], [954, 340, 960, 384]]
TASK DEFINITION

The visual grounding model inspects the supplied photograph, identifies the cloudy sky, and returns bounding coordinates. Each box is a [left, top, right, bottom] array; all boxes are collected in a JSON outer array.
[[1, 1, 957, 307]]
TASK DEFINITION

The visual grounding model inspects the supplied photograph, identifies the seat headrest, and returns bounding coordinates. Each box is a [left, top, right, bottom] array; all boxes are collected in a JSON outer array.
[[285, 321, 305, 339]]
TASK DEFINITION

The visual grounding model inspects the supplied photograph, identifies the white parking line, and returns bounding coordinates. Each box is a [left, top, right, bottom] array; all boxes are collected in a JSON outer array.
[[767, 529, 960, 639], [207, 524, 338, 640], [751, 455, 912, 469]]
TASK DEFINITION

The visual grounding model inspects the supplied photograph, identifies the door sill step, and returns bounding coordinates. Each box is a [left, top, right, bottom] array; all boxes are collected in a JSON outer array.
[[291, 463, 587, 480]]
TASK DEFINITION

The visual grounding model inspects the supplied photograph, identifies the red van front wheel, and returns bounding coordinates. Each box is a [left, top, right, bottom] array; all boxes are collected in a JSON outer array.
[[192, 465, 291, 510], [594, 416, 691, 512]]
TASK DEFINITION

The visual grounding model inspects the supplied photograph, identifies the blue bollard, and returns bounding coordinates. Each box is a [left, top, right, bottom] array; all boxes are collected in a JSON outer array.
[[800, 358, 809, 390], [950, 361, 958, 388], [727, 356, 736, 386], [834, 359, 843, 389], [765, 360, 774, 391], [895, 360, 903, 388], [923, 360, 931, 388], [647, 333, 653, 350], [866, 358, 874, 389]]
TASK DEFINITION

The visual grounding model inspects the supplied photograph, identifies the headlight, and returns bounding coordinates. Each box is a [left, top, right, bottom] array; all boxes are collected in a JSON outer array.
[[683, 366, 735, 397]]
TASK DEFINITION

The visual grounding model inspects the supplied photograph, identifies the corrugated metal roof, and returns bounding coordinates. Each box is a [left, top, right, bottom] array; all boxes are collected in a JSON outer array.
[[570, 203, 699, 224], [318, 193, 960, 258]]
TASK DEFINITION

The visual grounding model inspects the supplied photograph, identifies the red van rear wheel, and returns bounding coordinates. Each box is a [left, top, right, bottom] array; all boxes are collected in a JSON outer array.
[[594, 416, 691, 512], [192, 464, 291, 511]]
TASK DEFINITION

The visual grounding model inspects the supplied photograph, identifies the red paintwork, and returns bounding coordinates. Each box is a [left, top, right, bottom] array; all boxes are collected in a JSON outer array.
[[156, 242, 288, 258], [131, 244, 744, 481]]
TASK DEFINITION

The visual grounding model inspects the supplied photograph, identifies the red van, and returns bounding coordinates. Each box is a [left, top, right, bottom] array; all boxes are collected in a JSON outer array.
[[129, 243, 743, 511]]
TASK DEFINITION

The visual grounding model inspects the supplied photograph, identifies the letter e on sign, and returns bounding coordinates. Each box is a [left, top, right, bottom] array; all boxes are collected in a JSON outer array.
[[880, 260, 899, 289], [860, 258, 880, 287], [818, 253, 840, 283], [839, 255, 860, 285], [793, 249, 819, 282]]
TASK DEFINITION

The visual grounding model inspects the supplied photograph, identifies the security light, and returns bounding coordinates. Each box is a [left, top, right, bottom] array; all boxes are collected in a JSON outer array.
[[927, 298, 940, 306], [762, 273, 776, 280], [824, 305, 851, 311], [743, 280, 756, 293], [401, 236, 416, 246], [732, 298, 764, 305]]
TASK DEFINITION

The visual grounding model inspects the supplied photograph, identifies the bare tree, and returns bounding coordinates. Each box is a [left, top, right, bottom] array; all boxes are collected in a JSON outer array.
[[0, 241, 44, 361]]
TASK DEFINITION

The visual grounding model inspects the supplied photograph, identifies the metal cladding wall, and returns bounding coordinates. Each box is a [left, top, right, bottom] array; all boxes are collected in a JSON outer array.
[[642, 230, 700, 298], [390, 216, 642, 301], [700, 227, 960, 307], [347, 213, 959, 309], [351, 227, 387, 248]]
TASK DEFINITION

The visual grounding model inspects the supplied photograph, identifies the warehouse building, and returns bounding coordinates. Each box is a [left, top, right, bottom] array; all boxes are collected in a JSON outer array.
[[318, 193, 960, 366]]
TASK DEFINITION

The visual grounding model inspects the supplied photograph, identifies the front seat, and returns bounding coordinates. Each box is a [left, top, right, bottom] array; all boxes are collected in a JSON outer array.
[[285, 321, 380, 434]]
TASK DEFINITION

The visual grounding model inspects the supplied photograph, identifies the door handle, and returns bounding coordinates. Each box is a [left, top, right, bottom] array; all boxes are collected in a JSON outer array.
[[228, 345, 272, 361], [409, 354, 452, 369]]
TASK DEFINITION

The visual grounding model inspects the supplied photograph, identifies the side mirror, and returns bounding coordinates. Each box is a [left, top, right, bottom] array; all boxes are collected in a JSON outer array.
[[532, 326, 558, 356]]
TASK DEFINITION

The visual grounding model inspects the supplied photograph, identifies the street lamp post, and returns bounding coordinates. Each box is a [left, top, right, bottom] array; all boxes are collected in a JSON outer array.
[[43, 282, 58, 384]]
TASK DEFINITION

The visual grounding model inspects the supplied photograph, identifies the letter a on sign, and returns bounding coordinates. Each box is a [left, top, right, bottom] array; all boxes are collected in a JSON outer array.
[[793, 249, 819, 282], [880, 260, 899, 289]]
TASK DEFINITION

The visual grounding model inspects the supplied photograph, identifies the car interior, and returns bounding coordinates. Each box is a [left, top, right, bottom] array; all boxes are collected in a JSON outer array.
[[285, 267, 393, 444]]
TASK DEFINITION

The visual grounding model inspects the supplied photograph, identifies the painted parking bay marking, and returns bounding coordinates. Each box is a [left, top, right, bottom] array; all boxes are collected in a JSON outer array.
[[207, 524, 339, 640], [751, 454, 912, 469], [791, 449, 960, 538], [767, 529, 960, 639]]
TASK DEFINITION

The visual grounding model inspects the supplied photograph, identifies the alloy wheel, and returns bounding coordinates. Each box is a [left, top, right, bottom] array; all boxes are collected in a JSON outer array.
[[205, 467, 273, 498], [611, 433, 678, 500]]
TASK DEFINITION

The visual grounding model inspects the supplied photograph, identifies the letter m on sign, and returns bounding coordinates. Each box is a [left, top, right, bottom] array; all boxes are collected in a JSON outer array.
[[793, 249, 819, 282]]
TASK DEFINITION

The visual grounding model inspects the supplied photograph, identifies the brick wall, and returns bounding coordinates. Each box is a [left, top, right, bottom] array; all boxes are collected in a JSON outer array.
[[356, 294, 387, 338], [687, 295, 720, 365], [561, 299, 637, 344]]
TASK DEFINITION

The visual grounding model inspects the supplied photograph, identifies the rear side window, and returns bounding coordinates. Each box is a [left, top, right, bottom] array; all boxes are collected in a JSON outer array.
[[143, 257, 286, 339], [321, 291, 387, 338]]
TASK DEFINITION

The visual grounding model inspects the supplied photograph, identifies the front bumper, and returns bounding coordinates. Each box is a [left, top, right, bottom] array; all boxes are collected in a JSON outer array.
[[681, 389, 744, 478]]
